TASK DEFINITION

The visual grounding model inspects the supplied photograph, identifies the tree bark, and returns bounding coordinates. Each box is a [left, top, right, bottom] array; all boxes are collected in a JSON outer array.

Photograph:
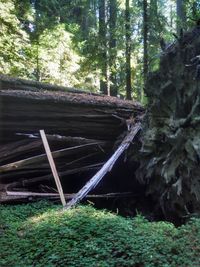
[[143, 0, 148, 93], [109, 0, 117, 96], [125, 0, 132, 100], [99, 0, 108, 95], [176, 0, 186, 33]]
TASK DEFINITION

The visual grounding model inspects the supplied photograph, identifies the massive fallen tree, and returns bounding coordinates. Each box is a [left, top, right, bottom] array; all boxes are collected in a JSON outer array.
[[0, 75, 144, 204]]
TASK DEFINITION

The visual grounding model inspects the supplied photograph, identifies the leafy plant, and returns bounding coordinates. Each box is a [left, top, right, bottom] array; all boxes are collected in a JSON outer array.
[[0, 201, 200, 267]]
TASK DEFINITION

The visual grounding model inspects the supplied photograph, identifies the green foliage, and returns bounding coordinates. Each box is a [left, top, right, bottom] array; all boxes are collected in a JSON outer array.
[[0, 0, 30, 76], [32, 24, 81, 86], [0, 0, 198, 98], [0, 202, 200, 267]]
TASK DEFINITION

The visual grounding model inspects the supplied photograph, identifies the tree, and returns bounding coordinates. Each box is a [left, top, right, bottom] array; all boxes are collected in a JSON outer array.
[[98, 0, 108, 94], [143, 0, 148, 93], [125, 0, 132, 100], [35, 24, 81, 86], [0, 0, 30, 77], [2, 0, 190, 99], [176, 0, 186, 32], [109, 0, 118, 96]]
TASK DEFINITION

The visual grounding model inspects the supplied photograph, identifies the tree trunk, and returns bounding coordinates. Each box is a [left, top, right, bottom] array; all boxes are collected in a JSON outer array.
[[125, 0, 132, 100], [109, 0, 117, 96], [176, 0, 186, 33], [99, 0, 108, 95], [143, 0, 148, 93], [81, 0, 90, 38]]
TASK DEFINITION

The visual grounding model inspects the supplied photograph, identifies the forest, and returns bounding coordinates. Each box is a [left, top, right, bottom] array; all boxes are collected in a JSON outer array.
[[1, 0, 200, 266], [1, 0, 199, 100]]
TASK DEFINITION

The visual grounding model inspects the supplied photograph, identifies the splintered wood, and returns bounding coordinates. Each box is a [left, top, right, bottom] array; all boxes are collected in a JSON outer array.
[[65, 122, 141, 209]]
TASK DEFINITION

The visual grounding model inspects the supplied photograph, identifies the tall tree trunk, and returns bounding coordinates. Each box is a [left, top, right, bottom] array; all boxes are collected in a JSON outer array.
[[125, 0, 132, 100], [81, 0, 90, 38], [109, 0, 117, 96], [33, 0, 40, 82], [170, 3, 173, 28], [143, 0, 148, 93], [99, 0, 108, 95], [148, 0, 159, 71], [149, 0, 158, 26], [35, 38, 40, 82], [91, 0, 98, 29], [176, 0, 186, 33]]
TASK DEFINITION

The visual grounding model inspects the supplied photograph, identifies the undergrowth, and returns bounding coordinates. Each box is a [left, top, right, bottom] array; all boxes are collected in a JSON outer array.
[[0, 201, 200, 267]]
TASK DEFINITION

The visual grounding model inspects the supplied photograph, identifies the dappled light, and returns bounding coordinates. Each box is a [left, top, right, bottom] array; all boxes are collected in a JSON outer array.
[[1, 202, 200, 266]]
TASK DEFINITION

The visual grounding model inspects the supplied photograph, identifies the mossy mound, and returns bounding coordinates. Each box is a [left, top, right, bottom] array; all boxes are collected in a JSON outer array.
[[0, 201, 200, 266]]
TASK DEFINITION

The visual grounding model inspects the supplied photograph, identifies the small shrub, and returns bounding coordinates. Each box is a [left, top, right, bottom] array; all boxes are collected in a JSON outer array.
[[0, 201, 200, 266]]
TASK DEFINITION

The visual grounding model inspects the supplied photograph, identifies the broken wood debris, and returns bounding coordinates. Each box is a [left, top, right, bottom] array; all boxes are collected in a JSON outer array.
[[1, 191, 136, 203], [40, 130, 66, 207], [0, 75, 144, 204], [65, 122, 141, 209]]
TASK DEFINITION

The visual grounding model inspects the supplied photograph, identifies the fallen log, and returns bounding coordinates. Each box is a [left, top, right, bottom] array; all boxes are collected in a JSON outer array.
[[0, 75, 144, 204], [0, 76, 143, 144], [0, 136, 106, 165], [65, 122, 141, 209], [0, 142, 106, 173], [0, 74, 100, 95], [3, 28, 200, 222], [5, 163, 103, 190], [1, 191, 136, 203]]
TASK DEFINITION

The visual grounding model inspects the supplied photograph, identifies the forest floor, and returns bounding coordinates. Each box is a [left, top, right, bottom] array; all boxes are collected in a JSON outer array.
[[0, 201, 200, 267]]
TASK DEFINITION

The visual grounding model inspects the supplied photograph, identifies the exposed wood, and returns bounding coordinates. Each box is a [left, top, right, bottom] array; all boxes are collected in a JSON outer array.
[[0, 137, 107, 165], [65, 122, 141, 209], [40, 130, 66, 207], [0, 191, 137, 203], [5, 163, 103, 189], [6, 191, 135, 198], [0, 142, 104, 173]]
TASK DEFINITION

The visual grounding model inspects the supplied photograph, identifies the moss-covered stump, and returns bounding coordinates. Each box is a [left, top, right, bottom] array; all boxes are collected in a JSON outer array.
[[138, 25, 200, 221]]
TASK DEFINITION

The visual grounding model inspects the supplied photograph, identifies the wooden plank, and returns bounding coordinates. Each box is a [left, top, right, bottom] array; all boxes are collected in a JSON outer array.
[[0, 142, 103, 173], [65, 122, 141, 209], [6, 191, 136, 199], [40, 130, 66, 207], [5, 163, 103, 189]]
